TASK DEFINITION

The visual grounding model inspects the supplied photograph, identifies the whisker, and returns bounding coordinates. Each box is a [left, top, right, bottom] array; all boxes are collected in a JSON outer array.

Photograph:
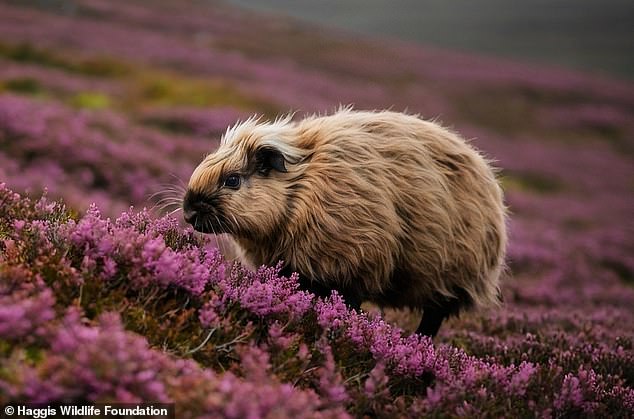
[[155, 198, 183, 207], [168, 173, 188, 189], [168, 207, 182, 217], [156, 200, 182, 211], [209, 219, 223, 255], [213, 215, 227, 256], [154, 198, 181, 206], [194, 214, 202, 232], [149, 181, 187, 200], [148, 189, 178, 202], [148, 180, 189, 216], [220, 215, 231, 232]]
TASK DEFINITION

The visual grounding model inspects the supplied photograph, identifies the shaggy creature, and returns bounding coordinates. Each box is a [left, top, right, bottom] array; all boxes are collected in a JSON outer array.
[[183, 109, 507, 337]]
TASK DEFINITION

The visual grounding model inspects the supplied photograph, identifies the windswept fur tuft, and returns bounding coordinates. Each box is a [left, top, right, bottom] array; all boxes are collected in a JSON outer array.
[[185, 108, 507, 336]]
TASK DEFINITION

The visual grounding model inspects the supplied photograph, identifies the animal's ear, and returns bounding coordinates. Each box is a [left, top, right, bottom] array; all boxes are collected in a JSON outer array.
[[255, 146, 287, 175]]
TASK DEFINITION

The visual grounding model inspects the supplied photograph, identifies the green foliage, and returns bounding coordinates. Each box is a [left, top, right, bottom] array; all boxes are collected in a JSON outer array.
[[2, 77, 42, 94], [0, 41, 130, 77], [0, 41, 280, 120], [135, 73, 276, 114], [502, 172, 564, 194], [70, 92, 111, 109]]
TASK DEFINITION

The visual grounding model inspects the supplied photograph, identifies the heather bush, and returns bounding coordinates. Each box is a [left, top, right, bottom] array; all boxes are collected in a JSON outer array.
[[1, 185, 632, 416], [1, 0, 633, 416]]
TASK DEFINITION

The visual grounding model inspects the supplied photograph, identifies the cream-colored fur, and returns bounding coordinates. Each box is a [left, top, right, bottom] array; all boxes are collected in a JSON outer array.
[[188, 108, 507, 311]]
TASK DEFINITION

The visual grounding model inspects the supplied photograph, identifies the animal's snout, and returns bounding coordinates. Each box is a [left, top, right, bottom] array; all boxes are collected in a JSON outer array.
[[183, 208, 198, 225], [181, 190, 226, 234], [182, 189, 202, 226]]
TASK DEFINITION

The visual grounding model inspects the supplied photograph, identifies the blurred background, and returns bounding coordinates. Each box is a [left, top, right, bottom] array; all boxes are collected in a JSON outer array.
[[229, 0, 634, 80], [0, 0, 633, 335], [2, 2, 634, 413]]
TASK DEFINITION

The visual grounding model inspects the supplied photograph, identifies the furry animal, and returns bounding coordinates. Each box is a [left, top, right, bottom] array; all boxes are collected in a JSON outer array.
[[183, 109, 507, 337]]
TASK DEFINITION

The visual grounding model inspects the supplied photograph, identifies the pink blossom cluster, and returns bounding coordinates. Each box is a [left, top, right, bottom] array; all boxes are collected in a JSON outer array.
[[1, 0, 633, 416], [1, 184, 632, 416], [0, 185, 350, 417], [0, 94, 225, 215]]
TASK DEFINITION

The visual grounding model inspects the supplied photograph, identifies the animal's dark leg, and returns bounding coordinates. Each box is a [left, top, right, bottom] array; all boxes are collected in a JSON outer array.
[[296, 275, 330, 297], [416, 287, 474, 338], [340, 290, 362, 312], [416, 305, 449, 338]]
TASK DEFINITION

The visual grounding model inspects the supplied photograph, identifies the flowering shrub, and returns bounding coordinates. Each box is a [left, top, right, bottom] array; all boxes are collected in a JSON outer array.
[[1, 0, 633, 416], [1, 184, 632, 416]]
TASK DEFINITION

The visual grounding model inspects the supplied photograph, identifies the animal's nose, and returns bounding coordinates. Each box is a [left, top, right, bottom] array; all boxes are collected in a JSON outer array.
[[183, 208, 198, 225]]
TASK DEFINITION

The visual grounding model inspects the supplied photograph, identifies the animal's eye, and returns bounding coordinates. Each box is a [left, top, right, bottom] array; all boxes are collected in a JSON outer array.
[[223, 174, 241, 189]]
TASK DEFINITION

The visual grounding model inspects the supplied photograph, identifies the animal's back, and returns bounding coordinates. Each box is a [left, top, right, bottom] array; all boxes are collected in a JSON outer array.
[[187, 108, 508, 336], [293, 110, 506, 311]]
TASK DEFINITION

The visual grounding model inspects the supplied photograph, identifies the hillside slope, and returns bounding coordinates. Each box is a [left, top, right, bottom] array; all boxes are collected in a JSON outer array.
[[1, 0, 633, 416]]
